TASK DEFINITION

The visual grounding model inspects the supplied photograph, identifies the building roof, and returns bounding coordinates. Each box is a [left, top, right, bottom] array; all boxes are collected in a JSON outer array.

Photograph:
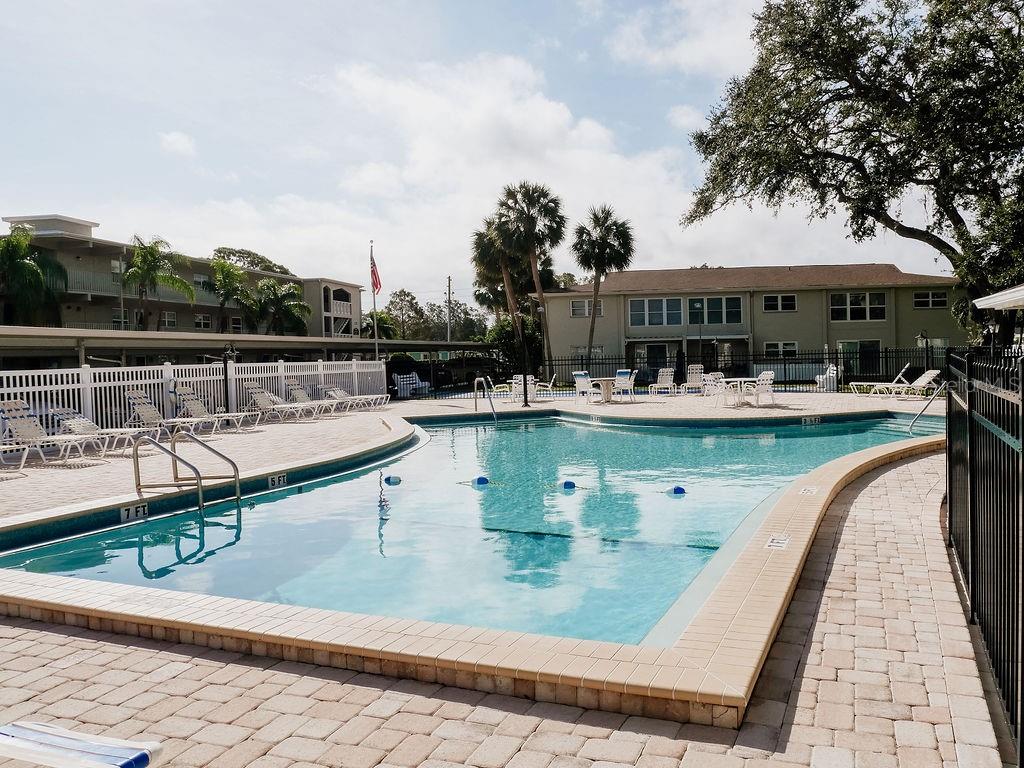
[[564, 263, 957, 295], [3, 214, 99, 228]]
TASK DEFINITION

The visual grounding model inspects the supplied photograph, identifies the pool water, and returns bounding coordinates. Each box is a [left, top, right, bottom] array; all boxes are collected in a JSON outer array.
[[0, 415, 943, 643]]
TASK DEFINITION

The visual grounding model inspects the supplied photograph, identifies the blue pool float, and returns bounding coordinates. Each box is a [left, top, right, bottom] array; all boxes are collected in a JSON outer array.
[[473, 476, 489, 486], [667, 485, 686, 496], [560, 480, 576, 490], [384, 475, 402, 486]]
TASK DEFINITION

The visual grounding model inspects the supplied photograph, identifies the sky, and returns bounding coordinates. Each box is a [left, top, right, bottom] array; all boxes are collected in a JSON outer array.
[[0, 0, 953, 308]]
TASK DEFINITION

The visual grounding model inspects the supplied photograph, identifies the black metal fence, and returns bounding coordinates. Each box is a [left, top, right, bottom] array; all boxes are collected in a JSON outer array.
[[947, 351, 1023, 757]]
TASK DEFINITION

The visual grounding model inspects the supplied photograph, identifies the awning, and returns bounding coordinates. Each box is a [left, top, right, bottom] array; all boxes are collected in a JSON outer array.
[[974, 284, 1024, 310]]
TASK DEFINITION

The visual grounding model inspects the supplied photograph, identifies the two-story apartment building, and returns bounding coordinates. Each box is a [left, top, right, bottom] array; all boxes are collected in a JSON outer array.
[[545, 263, 967, 371], [2, 214, 362, 338]]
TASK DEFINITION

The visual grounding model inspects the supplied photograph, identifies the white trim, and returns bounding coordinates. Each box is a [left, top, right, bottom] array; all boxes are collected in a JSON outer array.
[[974, 283, 1024, 310]]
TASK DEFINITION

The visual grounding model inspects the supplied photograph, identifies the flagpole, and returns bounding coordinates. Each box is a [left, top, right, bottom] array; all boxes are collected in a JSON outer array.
[[370, 240, 379, 361]]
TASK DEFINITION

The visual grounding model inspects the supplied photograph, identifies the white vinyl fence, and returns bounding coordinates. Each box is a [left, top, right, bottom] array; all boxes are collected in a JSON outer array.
[[0, 360, 386, 430]]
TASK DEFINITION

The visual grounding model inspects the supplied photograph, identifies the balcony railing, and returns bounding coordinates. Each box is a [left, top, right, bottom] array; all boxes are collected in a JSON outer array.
[[329, 300, 353, 317], [49, 269, 222, 306]]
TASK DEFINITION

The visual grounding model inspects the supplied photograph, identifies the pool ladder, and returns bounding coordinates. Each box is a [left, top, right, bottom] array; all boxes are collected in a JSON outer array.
[[132, 432, 241, 510], [473, 377, 499, 424]]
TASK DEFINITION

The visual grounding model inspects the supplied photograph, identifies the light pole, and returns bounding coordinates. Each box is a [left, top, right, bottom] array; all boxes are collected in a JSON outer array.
[[987, 320, 998, 356], [915, 330, 930, 370], [517, 311, 530, 408], [222, 342, 239, 411], [692, 299, 704, 368]]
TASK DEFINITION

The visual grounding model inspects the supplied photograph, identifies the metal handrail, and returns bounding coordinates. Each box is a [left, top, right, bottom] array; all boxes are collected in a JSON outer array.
[[170, 432, 241, 503], [132, 436, 207, 509], [908, 381, 947, 434], [473, 377, 498, 424]]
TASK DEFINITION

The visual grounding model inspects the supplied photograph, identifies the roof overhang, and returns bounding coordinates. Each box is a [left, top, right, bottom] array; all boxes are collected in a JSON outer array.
[[974, 284, 1024, 311]]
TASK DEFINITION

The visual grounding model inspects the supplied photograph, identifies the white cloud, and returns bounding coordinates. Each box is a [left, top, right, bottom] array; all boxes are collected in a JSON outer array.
[[80, 52, 949, 309], [608, 0, 762, 79], [158, 131, 197, 157], [667, 104, 705, 131]]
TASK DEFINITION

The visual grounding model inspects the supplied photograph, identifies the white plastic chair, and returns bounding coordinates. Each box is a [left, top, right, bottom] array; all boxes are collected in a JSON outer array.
[[743, 370, 776, 406], [572, 371, 602, 403], [683, 364, 704, 394], [648, 368, 677, 397], [702, 375, 740, 407], [612, 369, 637, 402], [534, 375, 557, 399], [849, 363, 910, 396]]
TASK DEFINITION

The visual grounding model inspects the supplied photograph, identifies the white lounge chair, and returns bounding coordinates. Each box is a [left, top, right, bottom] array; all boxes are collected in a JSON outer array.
[[0, 400, 104, 470], [815, 364, 838, 393], [510, 375, 538, 401], [612, 369, 637, 402], [701, 371, 725, 396], [743, 370, 776, 406], [285, 380, 347, 416], [849, 363, 910, 396], [242, 383, 318, 421], [175, 385, 259, 432], [682, 364, 704, 394], [51, 409, 156, 455], [322, 386, 390, 410], [0, 720, 164, 767], [487, 377, 512, 398], [124, 390, 208, 438], [648, 368, 678, 397], [392, 372, 430, 399], [870, 369, 942, 399], [572, 370, 602, 403]]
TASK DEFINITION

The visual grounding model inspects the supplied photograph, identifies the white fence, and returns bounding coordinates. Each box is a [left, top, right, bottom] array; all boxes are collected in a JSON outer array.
[[0, 360, 387, 430]]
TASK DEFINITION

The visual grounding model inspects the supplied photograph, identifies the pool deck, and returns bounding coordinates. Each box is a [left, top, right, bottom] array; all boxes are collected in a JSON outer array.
[[0, 453, 1005, 768]]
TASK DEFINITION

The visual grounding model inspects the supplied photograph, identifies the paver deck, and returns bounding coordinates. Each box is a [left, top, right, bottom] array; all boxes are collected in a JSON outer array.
[[0, 453, 1005, 767]]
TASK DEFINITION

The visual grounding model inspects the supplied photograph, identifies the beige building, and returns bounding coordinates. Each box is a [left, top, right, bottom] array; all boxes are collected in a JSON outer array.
[[2, 214, 362, 339], [545, 263, 967, 370]]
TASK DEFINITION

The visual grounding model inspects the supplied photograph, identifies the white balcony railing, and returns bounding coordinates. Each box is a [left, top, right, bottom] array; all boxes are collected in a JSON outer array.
[[330, 300, 353, 317]]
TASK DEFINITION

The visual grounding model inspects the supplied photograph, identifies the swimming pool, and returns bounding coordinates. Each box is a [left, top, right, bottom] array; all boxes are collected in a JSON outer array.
[[0, 415, 942, 644]]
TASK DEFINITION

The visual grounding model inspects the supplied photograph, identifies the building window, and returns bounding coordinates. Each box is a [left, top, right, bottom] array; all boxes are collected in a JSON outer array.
[[160, 311, 177, 329], [229, 316, 243, 334], [763, 294, 797, 312], [913, 291, 948, 309], [193, 274, 209, 290], [830, 291, 886, 321], [765, 341, 798, 358], [569, 299, 603, 317], [688, 296, 743, 325], [194, 313, 212, 330], [112, 308, 128, 330], [628, 298, 683, 327], [570, 345, 604, 356]]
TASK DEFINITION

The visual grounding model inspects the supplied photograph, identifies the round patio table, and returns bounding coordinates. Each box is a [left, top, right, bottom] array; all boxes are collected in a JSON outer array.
[[589, 377, 617, 404], [722, 377, 761, 404]]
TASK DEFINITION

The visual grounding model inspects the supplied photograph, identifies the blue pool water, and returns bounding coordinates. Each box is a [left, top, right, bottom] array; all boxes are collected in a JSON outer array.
[[0, 415, 942, 643]]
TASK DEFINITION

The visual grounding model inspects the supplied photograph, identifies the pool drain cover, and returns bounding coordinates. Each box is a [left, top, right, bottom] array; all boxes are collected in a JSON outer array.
[[765, 534, 791, 550]]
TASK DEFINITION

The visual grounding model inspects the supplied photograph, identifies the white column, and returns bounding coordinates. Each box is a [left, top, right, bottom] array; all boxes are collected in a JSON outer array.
[[277, 359, 286, 398], [79, 364, 95, 422], [162, 362, 175, 416], [226, 359, 238, 412]]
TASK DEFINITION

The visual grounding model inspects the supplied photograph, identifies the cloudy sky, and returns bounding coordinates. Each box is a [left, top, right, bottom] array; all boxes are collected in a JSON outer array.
[[1, 0, 951, 307]]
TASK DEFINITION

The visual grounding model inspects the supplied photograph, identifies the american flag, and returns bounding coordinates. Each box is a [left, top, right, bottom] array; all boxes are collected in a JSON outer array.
[[370, 254, 382, 295]]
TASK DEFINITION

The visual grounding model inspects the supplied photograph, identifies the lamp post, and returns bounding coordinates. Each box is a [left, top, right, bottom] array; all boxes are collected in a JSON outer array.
[[915, 330, 930, 370], [987, 320, 998, 356], [692, 299, 704, 368]]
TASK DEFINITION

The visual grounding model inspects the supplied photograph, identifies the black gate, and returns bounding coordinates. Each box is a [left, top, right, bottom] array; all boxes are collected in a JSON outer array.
[[947, 351, 1023, 760]]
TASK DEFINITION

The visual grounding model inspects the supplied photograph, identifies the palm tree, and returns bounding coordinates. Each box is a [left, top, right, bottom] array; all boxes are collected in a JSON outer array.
[[122, 235, 195, 330], [492, 181, 566, 373], [253, 279, 311, 335], [472, 217, 523, 341], [207, 257, 252, 332], [361, 310, 398, 339], [571, 205, 635, 364], [0, 224, 67, 325]]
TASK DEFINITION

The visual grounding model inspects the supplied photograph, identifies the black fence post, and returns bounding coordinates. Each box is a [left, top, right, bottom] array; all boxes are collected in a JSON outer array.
[[1017, 356, 1024, 753], [965, 352, 977, 623]]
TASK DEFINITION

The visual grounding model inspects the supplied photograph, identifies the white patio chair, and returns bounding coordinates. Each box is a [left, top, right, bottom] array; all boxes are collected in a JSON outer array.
[[534, 375, 557, 399], [702, 375, 740, 407], [701, 371, 725, 396], [0, 720, 164, 767], [242, 383, 317, 421], [743, 370, 776, 406], [682, 364, 704, 394], [175, 385, 259, 432], [51, 408, 157, 456], [124, 390, 208, 438], [285, 380, 347, 416], [0, 400, 105, 470], [510, 375, 538, 401], [322, 386, 390, 410], [870, 369, 942, 399], [572, 371, 602, 403], [815, 364, 838, 393], [487, 377, 512, 398], [849, 363, 910, 396], [612, 369, 637, 402], [648, 368, 677, 397]]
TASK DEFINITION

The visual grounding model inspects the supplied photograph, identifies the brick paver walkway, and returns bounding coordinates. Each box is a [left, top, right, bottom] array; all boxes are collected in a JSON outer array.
[[0, 454, 1004, 767]]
